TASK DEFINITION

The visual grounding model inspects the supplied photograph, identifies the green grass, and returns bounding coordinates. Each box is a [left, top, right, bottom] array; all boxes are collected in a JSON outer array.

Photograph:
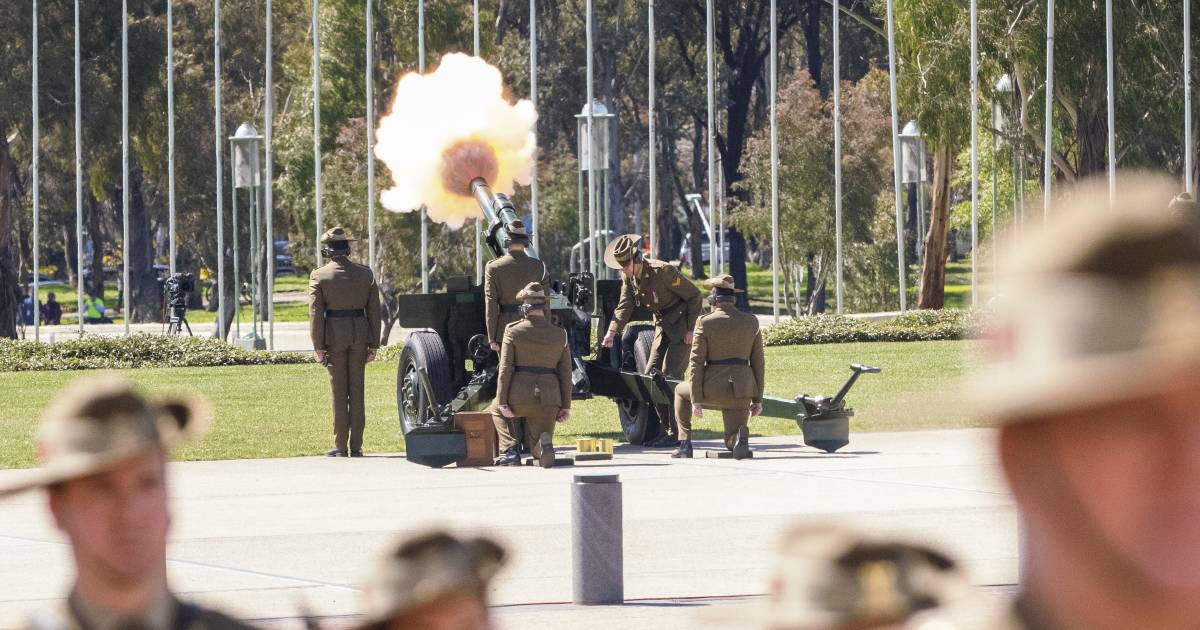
[[0, 340, 976, 468]]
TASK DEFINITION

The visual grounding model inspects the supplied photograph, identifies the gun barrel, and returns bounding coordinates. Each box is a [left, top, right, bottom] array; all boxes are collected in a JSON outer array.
[[469, 177, 537, 259]]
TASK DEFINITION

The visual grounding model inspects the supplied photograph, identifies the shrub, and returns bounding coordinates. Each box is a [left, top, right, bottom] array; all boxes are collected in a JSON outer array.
[[0, 335, 313, 372], [762, 309, 983, 346]]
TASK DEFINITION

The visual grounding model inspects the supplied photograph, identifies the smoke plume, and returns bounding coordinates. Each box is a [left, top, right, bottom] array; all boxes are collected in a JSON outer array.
[[375, 53, 537, 229]]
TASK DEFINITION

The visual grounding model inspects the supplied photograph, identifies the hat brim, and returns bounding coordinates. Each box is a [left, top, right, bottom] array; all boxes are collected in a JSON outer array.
[[702, 280, 744, 293], [973, 341, 1200, 425], [0, 394, 210, 499], [603, 235, 643, 270]]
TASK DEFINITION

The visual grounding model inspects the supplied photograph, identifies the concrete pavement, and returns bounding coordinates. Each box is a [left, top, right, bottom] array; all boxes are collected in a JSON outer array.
[[0, 429, 1017, 629]]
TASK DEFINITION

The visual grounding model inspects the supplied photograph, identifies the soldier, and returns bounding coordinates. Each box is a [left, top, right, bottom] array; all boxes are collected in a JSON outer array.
[[356, 531, 506, 630], [492, 282, 572, 468], [600, 233, 703, 447], [308, 227, 382, 457], [703, 523, 969, 629], [976, 176, 1200, 629], [0, 377, 255, 630], [671, 274, 764, 459], [483, 219, 548, 353], [1167, 190, 1198, 222]]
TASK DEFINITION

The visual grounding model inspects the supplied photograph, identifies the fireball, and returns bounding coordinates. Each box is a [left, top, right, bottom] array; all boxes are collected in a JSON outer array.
[[375, 53, 537, 229]]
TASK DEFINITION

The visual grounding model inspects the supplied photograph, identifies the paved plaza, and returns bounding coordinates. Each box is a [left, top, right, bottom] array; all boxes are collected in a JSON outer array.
[[0, 428, 1017, 629]]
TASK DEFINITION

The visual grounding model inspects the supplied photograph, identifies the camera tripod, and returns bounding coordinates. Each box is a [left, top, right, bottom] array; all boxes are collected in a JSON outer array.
[[166, 305, 193, 336]]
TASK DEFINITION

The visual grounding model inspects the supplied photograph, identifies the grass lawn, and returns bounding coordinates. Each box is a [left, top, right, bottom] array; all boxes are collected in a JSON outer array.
[[0, 340, 976, 469]]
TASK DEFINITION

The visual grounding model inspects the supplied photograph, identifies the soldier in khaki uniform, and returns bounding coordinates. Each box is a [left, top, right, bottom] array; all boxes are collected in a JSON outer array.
[[492, 282, 573, 468], [702, 523, 969, 629], [671, 274, 765, 459], [601, 233, 703, 447], [973, 176, 1200, 630], [308, 227, 382, 457], [356, 530, 506, 630], [0, 377, 255, 630], [484, 219, 549, 352]]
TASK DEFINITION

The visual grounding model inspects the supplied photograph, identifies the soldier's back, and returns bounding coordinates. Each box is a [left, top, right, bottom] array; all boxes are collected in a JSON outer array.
[[487, 252, 547, 300], [311, 259, 374, 308], [698, 307, 759, 357], [506, 319, 567, 366]]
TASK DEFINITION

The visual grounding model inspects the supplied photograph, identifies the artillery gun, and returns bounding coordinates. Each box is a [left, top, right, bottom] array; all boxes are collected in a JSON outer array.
[[394, 177, 879, 467]]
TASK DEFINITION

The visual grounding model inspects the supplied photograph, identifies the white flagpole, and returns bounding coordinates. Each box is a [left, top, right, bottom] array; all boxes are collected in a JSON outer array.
[[32, 0, 40, 341], [419, 0, 428, 292], [122, 0, 130, 335], [886, 0, 906, 312], [970, 0, 978, 308], [312, 0, 322, 269], [1043, 0, 1055, 218], [706, 0, 717, 274], [833, 0, 844, 315], [586, 0, 596, 279], [75, 0, 83, 334], [266, 0, 276, 349], [1105, 0, 1115, 205], [770, 0, 778, 321], [215, 0, 225, 340], [474, 0, 482, 281], [168, 0, 176, 275], [1185, 0, 1193, 194], [648, 0, 656, 257], [367, 0, 376, 272], [530, 0, 539, 253]]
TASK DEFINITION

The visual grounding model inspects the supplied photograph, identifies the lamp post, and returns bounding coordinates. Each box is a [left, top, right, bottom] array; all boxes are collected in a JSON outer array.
[[229, 123, 264, 349], [576, 99, 614, 279], [993, 74, 1014, 263], [898, 121, 926, 264]]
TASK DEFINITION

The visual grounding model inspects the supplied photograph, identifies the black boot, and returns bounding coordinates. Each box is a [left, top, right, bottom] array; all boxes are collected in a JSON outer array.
[[326, 449, 347, 457], [671, 439, 693, 459], [732, 426, 752, 460], [538, 432, 556, 468], [647, 433, 680, 448], [495, 444, 521, 466]]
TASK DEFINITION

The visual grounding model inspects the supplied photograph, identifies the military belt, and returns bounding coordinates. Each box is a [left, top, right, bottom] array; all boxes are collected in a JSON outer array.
[[500, 303, 522, 313], [325, 309, 366, 318], [514, 366, 556, 374], [706, 358, 749, 366]]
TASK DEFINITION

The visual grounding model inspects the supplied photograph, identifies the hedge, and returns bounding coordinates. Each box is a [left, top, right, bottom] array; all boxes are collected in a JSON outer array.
[[761, 309, 984, 346], [0, 335, 313, 372]]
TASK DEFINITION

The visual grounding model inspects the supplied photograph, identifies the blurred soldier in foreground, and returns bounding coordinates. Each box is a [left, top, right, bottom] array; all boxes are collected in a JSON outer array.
[[1167, 190, 1197, 222], [483, 219, 548, 353], [492, 282, 572, 468], [704, 523, 968, 629], [309, 227, 382, 457], [672, 274, 765, 459], [601, 233, 703, 447], [0, 377, 254, 630], [977, 175, 1200, 629], [357, 531, 506, 630]]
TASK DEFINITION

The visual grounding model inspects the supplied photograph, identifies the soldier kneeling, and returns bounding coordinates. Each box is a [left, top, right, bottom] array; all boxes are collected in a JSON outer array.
[[672, 274, 765, 459], [492, 282, 572, 468]]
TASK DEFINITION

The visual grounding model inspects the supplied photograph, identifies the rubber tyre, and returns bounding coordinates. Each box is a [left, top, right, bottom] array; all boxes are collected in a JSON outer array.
[[615, 325, 663, 445], [397, 332, 454, 435]]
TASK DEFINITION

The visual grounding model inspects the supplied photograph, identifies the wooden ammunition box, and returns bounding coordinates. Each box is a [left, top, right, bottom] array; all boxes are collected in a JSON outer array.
[[453, 412, 498, 467]]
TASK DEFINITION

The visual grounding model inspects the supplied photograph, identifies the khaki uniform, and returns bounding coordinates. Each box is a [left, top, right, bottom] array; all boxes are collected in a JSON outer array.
[[25, 592, 255, 630], [492, 316, 572, 459], [674, 303, 765, 449], [484, 249, 549, 346], [309, 256, 382, 454], [608, 258, 702, 379]]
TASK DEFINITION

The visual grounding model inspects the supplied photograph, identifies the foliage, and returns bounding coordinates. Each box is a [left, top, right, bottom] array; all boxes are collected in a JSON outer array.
[[0, 335, 310, 372], [735, 67, 896, 313], [761, 309, 982, 346]]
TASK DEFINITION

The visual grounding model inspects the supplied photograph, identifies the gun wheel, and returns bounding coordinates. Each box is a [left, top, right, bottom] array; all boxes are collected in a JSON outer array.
[[615, 325, 666, 445], [397, 332, 454, 434]]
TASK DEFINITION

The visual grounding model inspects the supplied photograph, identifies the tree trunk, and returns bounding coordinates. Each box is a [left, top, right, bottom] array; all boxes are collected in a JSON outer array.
[[1076, 97, 1108, 179], [63, 224, 78, 288], [127, 167, 162, 323], [87, 193, 105, 299], [918, 143, 954, 310], [0, 137, 20, 339], [803, 0, 824, 95]]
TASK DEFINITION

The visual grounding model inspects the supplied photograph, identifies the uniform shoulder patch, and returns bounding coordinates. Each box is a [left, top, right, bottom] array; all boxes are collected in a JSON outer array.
[[671, 276, 682, 287]]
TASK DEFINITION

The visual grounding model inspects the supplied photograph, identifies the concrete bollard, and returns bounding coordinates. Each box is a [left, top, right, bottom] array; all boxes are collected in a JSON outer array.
[[571, 472, 623, 604]]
